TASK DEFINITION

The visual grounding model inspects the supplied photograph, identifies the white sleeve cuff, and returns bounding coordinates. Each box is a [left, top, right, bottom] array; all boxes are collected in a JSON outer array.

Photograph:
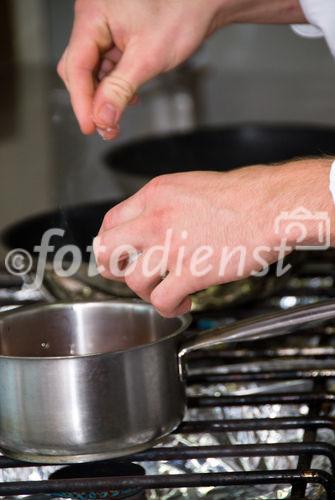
[[291, 24, 324, 39], [292, 0, 335, 57], [329, 160, 335, 207]]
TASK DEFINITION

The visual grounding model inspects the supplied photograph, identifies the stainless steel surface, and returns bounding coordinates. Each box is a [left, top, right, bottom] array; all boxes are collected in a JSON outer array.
[[0, 300, 190, 463], [180, 298, 335, 355], [1, 298, 335, 463]]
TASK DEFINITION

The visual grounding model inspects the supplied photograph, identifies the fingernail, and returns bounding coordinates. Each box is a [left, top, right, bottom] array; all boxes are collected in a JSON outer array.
[[97, 129, 118, 141], [97, 129, 110, 141], [108, 124, 119, 131], [97, 127, 119, 141], [96, 103, 117, 127]]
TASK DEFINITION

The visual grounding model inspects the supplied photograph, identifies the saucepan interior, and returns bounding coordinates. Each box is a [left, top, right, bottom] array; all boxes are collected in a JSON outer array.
[[0, 301, 190, 358]]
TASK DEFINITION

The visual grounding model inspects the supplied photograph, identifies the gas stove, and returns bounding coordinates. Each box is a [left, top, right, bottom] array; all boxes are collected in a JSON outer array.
[[1, 259, 335, 499]]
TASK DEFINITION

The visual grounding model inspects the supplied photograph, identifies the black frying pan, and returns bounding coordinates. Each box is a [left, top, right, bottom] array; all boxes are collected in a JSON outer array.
[[1, 200, 137, 300], [105, 124, 335, 176], [2, 200, 119, 262]]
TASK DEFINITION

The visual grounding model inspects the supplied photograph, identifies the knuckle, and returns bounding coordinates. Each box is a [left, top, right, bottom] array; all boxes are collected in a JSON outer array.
[[156, 306, 175, 319], [139, 44, 165, 76], [147, 209, 168, 238], [99, 266, 111, 279], [94, 240, 111, 274], [150, 289, 169, 313], [140, 55, 159, 77], [102, 208, 116, 230], [124, 271, 149, 300], [57, 59, 65, 79], [145, 175, 168, 195], [96, 257, 110, 277], [124, 270, 141, 290], [94, 244, 107, 266]]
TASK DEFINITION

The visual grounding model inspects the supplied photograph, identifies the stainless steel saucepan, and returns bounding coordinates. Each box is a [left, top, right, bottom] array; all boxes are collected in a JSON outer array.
[[1, 298, 335, 464]]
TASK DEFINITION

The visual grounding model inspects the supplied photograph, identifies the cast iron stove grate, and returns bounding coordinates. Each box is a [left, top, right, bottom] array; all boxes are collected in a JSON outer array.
[[1, 338, 335, 499], [1, 262, 335, 499]]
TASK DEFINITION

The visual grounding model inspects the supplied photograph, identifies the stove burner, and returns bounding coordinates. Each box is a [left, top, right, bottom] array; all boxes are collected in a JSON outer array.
[[49, 462, 146, 500]]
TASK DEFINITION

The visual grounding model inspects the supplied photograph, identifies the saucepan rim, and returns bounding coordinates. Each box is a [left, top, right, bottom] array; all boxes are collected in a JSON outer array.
[[0, 299, 192, 361]]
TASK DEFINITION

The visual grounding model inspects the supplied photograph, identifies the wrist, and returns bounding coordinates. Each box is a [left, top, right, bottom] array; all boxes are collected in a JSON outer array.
[[215, 0, 306, 27], [270, 159, 335, 250]]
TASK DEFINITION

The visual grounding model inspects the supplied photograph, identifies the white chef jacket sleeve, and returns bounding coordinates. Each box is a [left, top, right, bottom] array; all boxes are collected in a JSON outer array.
[[291, 0, 335, 57]]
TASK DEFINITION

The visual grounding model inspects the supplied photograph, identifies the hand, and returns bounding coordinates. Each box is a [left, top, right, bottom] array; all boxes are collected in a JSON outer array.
[[57, 0, 226, 139], [58, 0, 305, 139], [94, 159, 334, 317]]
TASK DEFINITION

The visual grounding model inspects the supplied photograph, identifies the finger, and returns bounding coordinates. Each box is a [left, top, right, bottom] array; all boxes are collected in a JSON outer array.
[[57, 51, 66, 82], [65, 13, 112, 135], [97, 70, 112, 82], [93, 236, 129, 283], [97, 70, 108, 82], [150, 272, 193, 317], [57, 48, 70, 91], [96, 127, 120, 140], [97, 48, 120, 81], [170, 297, 192, 317], [104, 46, 122, 64], [98, 62, 139, 106], [94, 220, 148, 280], [124, 251, 167, 302], [93, 43, 161, 133], [99, 192, 146, 234], [66, 38, 102, 134], [100, 58, 115, 75]]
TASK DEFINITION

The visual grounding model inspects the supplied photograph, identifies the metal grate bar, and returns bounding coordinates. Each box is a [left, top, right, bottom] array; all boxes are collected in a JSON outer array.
[[0, 470, 334, 497], [188, 347, 335, 361], [1, 443, 334, 471], [187, 368, 335, 384], [188, 392, 335, 407], [176, 416, 335, 434], [290, 377, 326, 498], [129, 442, 335, 471]]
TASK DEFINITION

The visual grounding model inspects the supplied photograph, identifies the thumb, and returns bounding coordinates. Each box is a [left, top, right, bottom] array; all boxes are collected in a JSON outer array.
[[93, 45, 157, 137]]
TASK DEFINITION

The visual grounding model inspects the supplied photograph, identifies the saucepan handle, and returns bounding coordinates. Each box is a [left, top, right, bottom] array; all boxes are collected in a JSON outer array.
[[179, 298, 335, 358]]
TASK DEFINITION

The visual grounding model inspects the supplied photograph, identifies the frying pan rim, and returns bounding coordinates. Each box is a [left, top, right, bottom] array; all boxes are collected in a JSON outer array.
[[105, 122, 335, 175]]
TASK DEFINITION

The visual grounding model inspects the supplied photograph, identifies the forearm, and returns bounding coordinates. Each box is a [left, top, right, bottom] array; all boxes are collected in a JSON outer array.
[[271, 158, 335, 248], [217, 0, 306, 26]]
